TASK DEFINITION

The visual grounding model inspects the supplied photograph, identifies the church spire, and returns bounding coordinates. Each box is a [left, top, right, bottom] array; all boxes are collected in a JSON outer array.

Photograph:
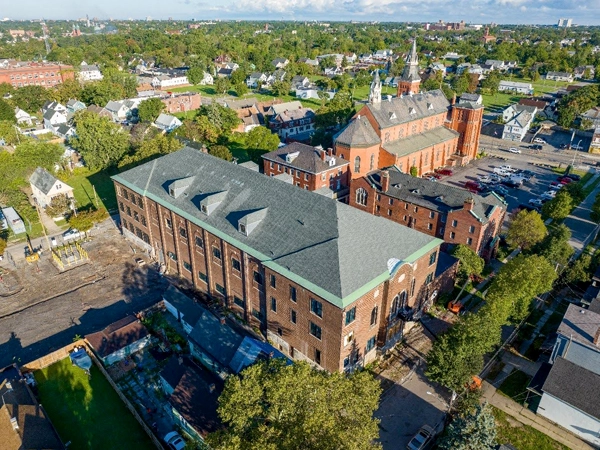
[[369, 70, 382, 104], [397, 37, 421, 96]]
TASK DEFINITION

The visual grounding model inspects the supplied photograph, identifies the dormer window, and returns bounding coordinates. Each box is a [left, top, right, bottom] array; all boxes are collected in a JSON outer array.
[[199, 191, 228, 216], [201, 204, 208, 214], [167, 176, 195, 199], [239, 223, 247, 234], [409, 107, 416, 115], [411, 189, 420, 194], [389, 112, 397, 120], [238, 208, 268, 236], [427, 103, 434, 110]]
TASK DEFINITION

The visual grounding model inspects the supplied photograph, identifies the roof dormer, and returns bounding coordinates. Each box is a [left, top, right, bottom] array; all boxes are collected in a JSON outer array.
[[199, 191, 228, 216], [167, 176, 195, 199], [409, 107, 416, 115], [388, 112, 397, 120], [285, 151, 300, 163], [238, 208, 268, 236], [427, 103, 434, 110]]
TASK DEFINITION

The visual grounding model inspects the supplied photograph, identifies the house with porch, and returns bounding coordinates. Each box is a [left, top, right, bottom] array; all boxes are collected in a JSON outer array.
[[29, 167, 74, 208]]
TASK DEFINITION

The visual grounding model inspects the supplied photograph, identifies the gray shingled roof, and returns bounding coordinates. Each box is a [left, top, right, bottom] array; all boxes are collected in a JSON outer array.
[[383, 126, 459, 157], [542, 357, 600, 419], [334, 116, 381, 147], [29, 167, 60, 195], [366, 89, 450, 129], [262, 142, 349, 174], [113, 148, 440, 306], [366, 167, 506, 221], [558, 304, 600, 351]]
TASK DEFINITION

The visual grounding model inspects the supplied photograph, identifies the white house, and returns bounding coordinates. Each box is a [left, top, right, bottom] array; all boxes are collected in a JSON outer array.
[[246, 72, 268, 88], [42, 101, 66, 114], [498, 80, 534, 95], [197, 71, 214, 85], [291, 75, 310, 90], [66, 99, 86, 114], [85, 315, 152, 366], [271, 58, 289, 69], [105, 101, 130, 122], [29, 166, 74, 208], [42, 108, 67, 130], [151, 74, 190, 89], [545, 71, 574, 82], [14, 107, 32, 125], [78, 62, 103, 82], [154, 113, 182, 133], [502, 104, 537, 142], [295, 88, 335, 100]]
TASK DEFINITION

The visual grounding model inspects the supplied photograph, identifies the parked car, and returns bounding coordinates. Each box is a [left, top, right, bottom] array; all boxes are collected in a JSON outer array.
[[541, 191, 557, 200], [435, 168, 453, 176], [500, 165, 514, 172], [63, 228, 82, 241], [530, 144, 543, 151], [518, 203, 539, 212], [502, 179, 521, 189], [478, 175, 492, 183], [164, 432, 186, 450], [423, 172, 442, 180], [549, 181, 563, 190], [493, 168, 509, 176], [508, 147, 521, 154], [558, 177, 573, 184], [533, 137, 546, 144], [407, 425, 435, 450], [564, 173, 581, 181], [529, 198, 545, 207], [491, 186, 509, 196], [465, 180, 483, 192]]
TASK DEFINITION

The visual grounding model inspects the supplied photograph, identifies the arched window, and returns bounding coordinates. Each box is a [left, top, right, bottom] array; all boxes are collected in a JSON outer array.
[[370, 154, 375, 171], [354, 156, 361, 173], [399, 290, 407, 308], [370, 306, 378, 326], [390, 295, 399, 320], [355, 188, 368, 206]]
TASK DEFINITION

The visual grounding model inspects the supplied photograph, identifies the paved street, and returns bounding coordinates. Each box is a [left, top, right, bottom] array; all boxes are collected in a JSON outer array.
[[563, 174, 600, 253]]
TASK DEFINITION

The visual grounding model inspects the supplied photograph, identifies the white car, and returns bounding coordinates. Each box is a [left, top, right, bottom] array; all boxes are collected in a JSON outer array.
[[533, 138, 546, 144], [541, 191, 557, 200], [500, 165, 515, 172], [164, 432, 185, 450], [63, 228, 82, 241], [478, 175, 492, 183], [529, 198, 545, 207], [508, 147, 521, 154], [407, 425, 435, 450], [493, 168, 509, 176]]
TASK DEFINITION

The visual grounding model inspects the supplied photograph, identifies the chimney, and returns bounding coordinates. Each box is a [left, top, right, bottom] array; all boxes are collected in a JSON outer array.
[[451, 94, 456, 106], [327, 148, 333, 157], [381, 170, 390, 191], [594, 327, 600, 346], [320, 150, 326, 161], [464, 197, 474, 211]]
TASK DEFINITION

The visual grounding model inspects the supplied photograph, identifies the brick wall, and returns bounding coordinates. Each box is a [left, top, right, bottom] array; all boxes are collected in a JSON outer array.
[[263, 159, 350, 192]]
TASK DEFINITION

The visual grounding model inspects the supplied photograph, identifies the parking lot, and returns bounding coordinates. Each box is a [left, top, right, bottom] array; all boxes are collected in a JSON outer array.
[[435, 156, 564, 215]]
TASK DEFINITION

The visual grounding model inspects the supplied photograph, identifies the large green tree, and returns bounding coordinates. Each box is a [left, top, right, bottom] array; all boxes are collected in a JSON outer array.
[[70, 111, 130, 170], [438, 403, 497, 450], [562, 253, 593, 285], [451, 244, 485, 282], [208, 144, 233, 161], [541, 190, 573, 221], [207, 359, 382, 450], [137, 98, 165, 123], [187, 67, 206, 85], [506, 209, 547, 250], [244, 126, 280, 163], [0, 98, 15, 122], [12, 85, 51, 112], [534, 224, 574, 268], [118, 134, 182, 169]]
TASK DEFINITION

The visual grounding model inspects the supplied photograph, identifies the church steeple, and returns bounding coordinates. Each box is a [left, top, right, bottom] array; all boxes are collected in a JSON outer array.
[[397, 38, 421, 96], [369, 70, 382, 104]]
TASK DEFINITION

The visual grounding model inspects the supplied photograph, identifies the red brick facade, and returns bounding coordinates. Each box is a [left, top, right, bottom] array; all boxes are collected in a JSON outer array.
[[160, 92, 201, 114], [0, 62, 74, 88], [349, 173, 506, 258], [114, 180, 443, 372]]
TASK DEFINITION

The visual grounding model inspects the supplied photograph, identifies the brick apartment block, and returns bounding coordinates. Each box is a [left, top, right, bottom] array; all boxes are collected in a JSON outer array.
[[0, 60, 74, 88], [262, 142, 350, 199], [349, 167, 507, 259], [160, 92, 201, 114], [333, 41, 483, 180], [112, 148, 452, 373]]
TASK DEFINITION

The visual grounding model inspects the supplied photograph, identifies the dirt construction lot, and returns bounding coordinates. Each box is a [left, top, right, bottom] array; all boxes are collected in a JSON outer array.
[[0, 223, 168, 368]]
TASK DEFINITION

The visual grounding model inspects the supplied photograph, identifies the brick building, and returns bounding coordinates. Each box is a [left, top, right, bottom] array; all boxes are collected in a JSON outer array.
[[334, 43, 483, 181], [0, 60, 74, 88], [349, 167, 507, 259], [112, 147, 449, 373], [159, 92, 201, 114], [262, 142, 350, 197]]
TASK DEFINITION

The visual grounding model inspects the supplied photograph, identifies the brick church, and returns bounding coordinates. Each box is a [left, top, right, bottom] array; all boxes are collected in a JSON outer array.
[[334, 40, 484, 179]]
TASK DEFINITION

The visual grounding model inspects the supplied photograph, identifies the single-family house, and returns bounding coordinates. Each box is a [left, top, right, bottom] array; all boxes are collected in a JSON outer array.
[[582, 107, 600, 129], [291, 75, 310, 90], [545, 71, 574, 82], [498, 80, 534, 95], [456, 63, 471, 75], [43, 108, 67, 130], [271, 58, 289, 69], [374, 49, 393, 59], [298, 57, 319, 67], [78, 63, 103, 82], [159, 356, 223, 441], [14, 107, 32, 125], [246, 72, 268, 88], [271, 69, 287, 83], [1, 207, 25, 234], [85, 315, 152, 366], [216, 68, 233, 78], [86, 104, 112, 119], [55, 123, 76, 140], [502, 104, 537, 141], [154, 113, 182, 133], [267, 101, 316, 140], [0, 365, 65, 450], [459, 93, 483, 105], [162, 285, 204, 334], [197, 71, 214, 85], [574, 65, 595, 80], [42, 101, 66, 114], [105, 101, 130, 122], [66, 99, 86, 114]]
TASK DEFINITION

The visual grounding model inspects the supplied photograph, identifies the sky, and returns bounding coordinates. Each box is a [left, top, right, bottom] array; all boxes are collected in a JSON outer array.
[[2, 0, 599, 25]]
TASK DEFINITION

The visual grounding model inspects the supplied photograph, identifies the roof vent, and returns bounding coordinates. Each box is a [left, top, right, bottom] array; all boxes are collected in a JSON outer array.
[[409, 107, 416, 114], [238, 208, 268, 236], [10, 417, 19, 430], [285, 151, 300, 163], [199, 191, 228, 216]]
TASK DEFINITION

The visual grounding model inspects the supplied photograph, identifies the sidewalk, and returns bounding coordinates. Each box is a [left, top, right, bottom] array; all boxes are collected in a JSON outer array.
[[564, 172, 600, 253], [482, 381, 595, 450]]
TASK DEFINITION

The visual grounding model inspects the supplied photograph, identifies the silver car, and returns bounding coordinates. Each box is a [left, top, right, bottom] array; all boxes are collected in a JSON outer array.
[[407, 425, 435, 450]]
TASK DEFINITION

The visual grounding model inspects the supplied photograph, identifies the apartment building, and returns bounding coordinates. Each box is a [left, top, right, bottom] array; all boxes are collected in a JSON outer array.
[[0, 60, 74, 88], [112, 148, 447, 373], [349, 167, 507, 259]]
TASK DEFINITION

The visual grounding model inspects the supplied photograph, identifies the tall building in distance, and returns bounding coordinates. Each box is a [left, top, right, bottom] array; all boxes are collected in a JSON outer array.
[[557, 18, 573, 27]]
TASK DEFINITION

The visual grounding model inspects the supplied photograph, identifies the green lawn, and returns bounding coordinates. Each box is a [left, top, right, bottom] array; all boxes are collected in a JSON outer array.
[[498, 369, 532, 405], [35, 357, 154, 450], [493, 407, 568, 450], [481, 77, 571, 113], [59, 168, 118, 212], [540, 310, 565, 336]]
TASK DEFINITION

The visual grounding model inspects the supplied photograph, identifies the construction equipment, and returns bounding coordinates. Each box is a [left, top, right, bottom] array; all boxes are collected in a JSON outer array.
[[24, 235, 39, 263]]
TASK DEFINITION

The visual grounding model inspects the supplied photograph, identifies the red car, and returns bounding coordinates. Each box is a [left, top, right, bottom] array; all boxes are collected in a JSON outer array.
[[436, 168, 454, 176], [465, 180, 482, 192], [558, 177, 573, 184]]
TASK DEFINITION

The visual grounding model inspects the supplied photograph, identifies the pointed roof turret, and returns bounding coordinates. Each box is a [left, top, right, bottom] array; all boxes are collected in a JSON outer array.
[[400, 38, 421, 83], [369, 70, 382, 105]]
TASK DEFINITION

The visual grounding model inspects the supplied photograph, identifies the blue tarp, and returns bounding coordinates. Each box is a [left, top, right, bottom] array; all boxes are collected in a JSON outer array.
[[70, 347, 92, 373]]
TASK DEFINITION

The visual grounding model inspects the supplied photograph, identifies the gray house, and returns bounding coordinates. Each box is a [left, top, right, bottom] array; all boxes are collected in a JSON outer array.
[[162, 285, 204, 334]]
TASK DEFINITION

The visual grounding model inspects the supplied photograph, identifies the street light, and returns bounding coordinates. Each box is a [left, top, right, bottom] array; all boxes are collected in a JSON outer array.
[[571, 139, 582, 166]]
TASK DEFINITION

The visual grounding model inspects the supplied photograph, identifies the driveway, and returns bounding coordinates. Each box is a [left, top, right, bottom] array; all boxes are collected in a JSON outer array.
[[376, 364, 449, 450]]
